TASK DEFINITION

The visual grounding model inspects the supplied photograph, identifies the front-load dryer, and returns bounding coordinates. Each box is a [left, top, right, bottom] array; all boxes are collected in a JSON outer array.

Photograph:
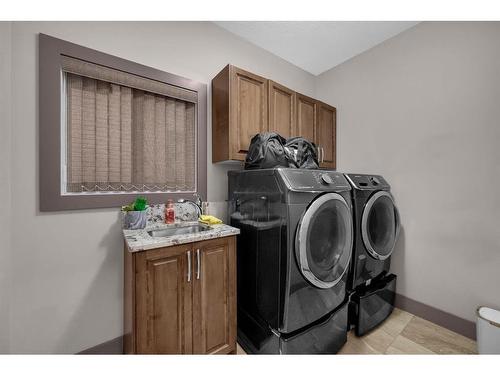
[[228, 168, 354, 354], [344, 173, 400, 336]]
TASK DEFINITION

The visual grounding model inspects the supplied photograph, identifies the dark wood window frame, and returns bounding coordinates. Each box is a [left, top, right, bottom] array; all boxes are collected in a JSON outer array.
[[39, 33, 207, 211]]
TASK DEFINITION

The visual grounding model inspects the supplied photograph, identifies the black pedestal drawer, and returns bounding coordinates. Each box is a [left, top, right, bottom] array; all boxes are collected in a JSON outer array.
[[350, 274, 397, 336]]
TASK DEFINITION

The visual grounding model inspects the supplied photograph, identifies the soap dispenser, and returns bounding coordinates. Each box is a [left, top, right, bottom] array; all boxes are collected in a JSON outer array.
[[165, 199, 175, 224]]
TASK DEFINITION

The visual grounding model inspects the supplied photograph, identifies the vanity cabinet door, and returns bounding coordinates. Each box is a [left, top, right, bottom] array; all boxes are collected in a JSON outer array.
[[192, 237, 236, 354], [135, 244, 193, 354]]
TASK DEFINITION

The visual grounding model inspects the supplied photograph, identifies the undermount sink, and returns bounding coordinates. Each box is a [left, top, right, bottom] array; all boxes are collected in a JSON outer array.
[[148, 224, 213, 238]]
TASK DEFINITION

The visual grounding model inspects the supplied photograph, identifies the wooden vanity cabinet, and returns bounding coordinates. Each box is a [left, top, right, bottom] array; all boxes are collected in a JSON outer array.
[[124, 236, 237, 354]]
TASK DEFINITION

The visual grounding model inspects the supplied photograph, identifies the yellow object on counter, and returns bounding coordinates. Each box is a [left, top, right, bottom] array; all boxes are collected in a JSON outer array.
[[199, 215, 223, 225]]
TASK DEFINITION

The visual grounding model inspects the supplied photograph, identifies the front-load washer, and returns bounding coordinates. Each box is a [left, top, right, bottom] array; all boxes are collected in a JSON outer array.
[[344, 173, 400, 336], [228, 168, 354, 354]]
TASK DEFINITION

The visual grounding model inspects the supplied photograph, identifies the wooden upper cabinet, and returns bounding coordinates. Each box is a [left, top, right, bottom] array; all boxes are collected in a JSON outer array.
[[212, 64, 336, 166], [212, 65, 231, 163], [316, 101, 337, 169], [268, 80, 295, 138], [295, 93, 317, 142], [192, 237, 236, 354], [230, 66, 268, 158], [212, 65, 268, 162], [135, 244, 193, 354]]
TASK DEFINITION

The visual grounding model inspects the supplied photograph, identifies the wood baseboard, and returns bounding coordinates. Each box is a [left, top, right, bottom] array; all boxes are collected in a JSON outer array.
[[78, 336, 124, 354], [395, 293, 476, 340]]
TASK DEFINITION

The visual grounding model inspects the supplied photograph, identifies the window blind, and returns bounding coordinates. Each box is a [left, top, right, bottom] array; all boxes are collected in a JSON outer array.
[[61, 55, 197, 103], [65, 72, 196, 193]]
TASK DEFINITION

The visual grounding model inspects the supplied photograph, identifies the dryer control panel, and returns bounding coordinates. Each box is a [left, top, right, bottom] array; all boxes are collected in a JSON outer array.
[[345, 173, 390, 190], [279, 169, 351, 191]]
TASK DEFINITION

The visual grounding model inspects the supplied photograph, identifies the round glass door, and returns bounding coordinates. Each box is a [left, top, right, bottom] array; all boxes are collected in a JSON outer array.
[[361, 191, 400, 260], [295, 193, 353, 289]]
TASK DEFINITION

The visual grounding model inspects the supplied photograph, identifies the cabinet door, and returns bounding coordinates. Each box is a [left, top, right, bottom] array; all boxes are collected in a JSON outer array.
[[230, 66, 268, 160], [268, 80, 295, 138], [135, 244, 193, 354], [295, 93, 316, 142], [192, 237, 236, 354], [316, 101, 336, 169]]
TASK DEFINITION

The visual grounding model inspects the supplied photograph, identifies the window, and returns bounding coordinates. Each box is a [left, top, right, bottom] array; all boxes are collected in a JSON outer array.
[[62, 58, 197, 194], [39, 34, 207, 211]]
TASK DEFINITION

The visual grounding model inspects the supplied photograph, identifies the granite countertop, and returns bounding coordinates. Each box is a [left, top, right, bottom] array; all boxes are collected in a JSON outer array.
[[123, 221, 240, 252]]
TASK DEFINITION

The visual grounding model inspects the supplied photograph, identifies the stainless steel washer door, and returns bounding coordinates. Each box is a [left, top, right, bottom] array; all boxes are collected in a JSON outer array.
[[361, 191, 400, 260], [295, 193, 353, 289]]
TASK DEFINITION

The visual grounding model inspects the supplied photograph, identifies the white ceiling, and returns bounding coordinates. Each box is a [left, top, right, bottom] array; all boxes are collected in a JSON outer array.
[[215, 21, 419, 76]]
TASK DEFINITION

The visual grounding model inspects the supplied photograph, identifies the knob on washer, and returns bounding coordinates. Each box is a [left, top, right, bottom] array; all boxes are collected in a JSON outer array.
[[321, 174, 333, 185]]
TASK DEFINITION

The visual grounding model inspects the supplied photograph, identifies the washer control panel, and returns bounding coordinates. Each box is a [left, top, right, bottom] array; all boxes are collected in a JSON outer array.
[[345, 173, 389, 190], [280, 169, 351, 191]]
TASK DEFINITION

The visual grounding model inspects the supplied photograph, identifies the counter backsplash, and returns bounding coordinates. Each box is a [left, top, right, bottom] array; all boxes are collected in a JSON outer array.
[[122, 201, 229, 228]]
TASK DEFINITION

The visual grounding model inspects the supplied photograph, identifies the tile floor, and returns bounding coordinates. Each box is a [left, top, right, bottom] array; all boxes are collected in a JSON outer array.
[[236, 308, 477, 354]]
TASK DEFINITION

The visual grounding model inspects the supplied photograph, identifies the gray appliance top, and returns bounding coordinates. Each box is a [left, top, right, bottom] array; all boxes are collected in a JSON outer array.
[[344, 173, 390, 190], [277, 169, 351, 192]]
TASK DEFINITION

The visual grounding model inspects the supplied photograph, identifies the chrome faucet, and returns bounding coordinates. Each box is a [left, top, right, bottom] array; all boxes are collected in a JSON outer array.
[[177, 193, 203, 218], [192, 193, 202, 208]]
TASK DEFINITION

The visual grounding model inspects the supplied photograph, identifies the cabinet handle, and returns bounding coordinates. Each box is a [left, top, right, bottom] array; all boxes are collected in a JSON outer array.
[[187, 250, 191, 282], [196, 249, 201, 280]]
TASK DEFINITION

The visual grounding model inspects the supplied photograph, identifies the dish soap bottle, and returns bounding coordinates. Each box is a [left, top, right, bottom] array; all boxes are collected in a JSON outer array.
[[165, 199, 175, 224]]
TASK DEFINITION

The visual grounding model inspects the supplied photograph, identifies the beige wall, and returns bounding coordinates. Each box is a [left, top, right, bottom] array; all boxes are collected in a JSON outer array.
[[7, 21, 315, 353], [0, 21, 12, 353], [7, 20, 498, 353], [316, 22, 500, 322]]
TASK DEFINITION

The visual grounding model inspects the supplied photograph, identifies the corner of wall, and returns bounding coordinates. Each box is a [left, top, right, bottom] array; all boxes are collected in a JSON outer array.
[[0, 20, 13, 354]]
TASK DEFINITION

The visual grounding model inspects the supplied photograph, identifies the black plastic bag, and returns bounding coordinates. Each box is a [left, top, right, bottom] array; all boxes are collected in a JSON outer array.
[[244, 132, 291, 170], [285, 137, 319, 169]]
